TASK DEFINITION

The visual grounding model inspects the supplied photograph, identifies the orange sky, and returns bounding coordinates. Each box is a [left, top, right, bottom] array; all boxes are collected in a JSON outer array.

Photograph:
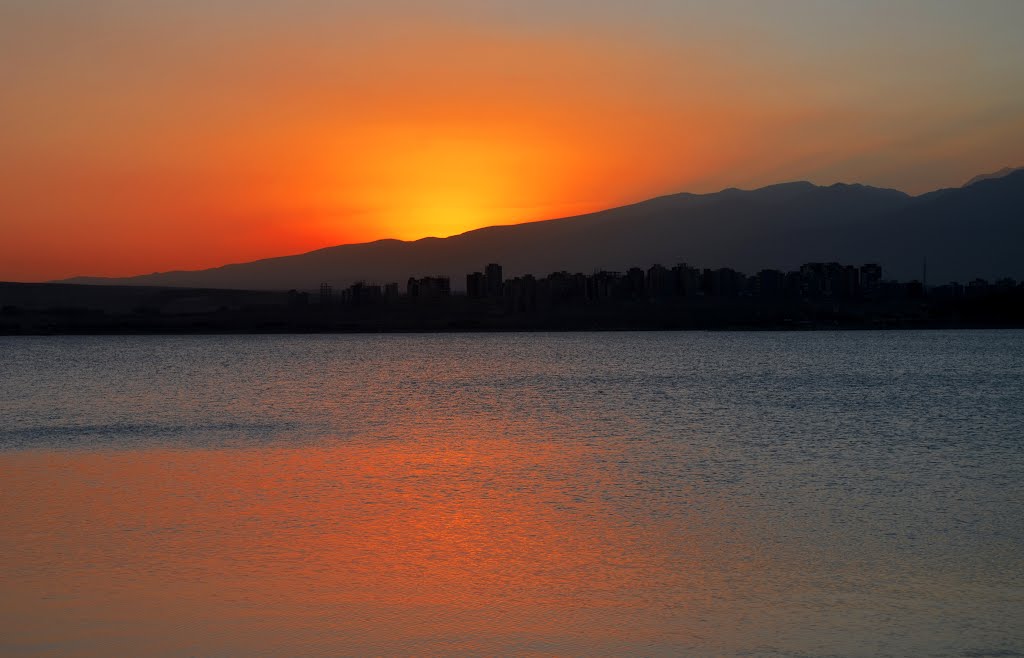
[[2, 1, 1023, 281]]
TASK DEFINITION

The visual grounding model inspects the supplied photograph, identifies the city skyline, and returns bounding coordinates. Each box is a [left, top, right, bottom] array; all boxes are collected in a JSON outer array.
[[6, 254, 1022, 336]]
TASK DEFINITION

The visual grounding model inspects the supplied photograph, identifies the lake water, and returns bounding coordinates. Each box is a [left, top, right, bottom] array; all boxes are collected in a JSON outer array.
[[1, 331, 1022, 656]]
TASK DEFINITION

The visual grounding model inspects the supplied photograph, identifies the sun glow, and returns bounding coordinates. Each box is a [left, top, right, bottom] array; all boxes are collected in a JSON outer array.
[[324, 128, 584, 242], [382, 138, 523, 238]]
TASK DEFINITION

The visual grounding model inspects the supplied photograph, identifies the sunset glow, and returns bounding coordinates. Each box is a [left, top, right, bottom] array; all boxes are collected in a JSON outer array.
[[2, 1, 1023, 281], [323, 128, 594, 241]]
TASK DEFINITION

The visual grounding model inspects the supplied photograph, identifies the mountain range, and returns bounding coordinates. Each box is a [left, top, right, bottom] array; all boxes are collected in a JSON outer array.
[[63, 168, 1024, 290]]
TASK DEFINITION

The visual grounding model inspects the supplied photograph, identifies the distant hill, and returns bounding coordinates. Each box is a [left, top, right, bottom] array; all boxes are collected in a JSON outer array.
[[61, 170, 1024, 290], [963, 166, 1022, 187]]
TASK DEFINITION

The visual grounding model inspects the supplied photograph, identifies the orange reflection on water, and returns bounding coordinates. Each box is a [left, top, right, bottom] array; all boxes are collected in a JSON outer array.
[[1, 435, 748, 655]]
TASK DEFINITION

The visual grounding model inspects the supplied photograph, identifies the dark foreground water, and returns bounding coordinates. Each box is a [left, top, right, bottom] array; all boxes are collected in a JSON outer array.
[[1, 331, 1022, 656]]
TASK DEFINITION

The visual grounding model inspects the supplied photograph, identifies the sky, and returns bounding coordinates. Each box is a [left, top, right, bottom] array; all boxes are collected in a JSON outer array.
[[2, 0, 1023, 281]]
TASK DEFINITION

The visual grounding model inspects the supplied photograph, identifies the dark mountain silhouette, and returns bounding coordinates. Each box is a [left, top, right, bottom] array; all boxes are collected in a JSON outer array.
[[963, 166, 1022, 187], [62, 170, 1024, 290]]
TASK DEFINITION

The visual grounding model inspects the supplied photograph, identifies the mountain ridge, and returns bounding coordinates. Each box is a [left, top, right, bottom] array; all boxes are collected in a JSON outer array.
[[964, 166, 1023, 187], [59, 171, 1023, 290]]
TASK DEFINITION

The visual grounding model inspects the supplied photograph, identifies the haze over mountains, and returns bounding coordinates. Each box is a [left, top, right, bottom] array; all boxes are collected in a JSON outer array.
[[63, 168, 1024, 291]]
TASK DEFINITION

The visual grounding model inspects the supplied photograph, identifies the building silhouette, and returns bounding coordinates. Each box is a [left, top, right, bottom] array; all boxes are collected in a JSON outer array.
[[407, 276, 451, 299], [466, 272, 486, 299], [485, 263, 503, 297], [7, 259, 1024, 335]]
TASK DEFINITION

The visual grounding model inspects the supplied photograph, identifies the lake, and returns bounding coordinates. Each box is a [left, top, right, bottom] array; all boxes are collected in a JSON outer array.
[[1, 331, 1022, 656]]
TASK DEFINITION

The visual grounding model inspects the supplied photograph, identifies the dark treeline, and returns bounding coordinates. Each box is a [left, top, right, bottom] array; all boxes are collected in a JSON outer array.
[[2, 261, 1023, 334]]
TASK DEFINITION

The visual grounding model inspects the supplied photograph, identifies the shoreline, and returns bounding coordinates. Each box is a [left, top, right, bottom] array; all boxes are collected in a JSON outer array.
[[4, 322, 1023, 337]]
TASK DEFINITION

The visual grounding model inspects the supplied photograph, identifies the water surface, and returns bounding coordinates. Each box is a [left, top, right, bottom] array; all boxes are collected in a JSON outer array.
[[2, 331, 1022, 656]]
